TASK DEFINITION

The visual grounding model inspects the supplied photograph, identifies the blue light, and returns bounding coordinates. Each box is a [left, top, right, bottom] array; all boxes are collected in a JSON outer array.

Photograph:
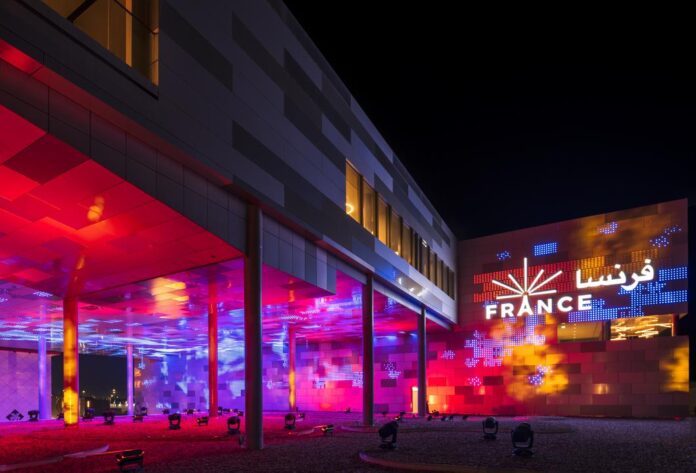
[[659, 266, 688, 281], [497, 250, 511, 261], [533, 242, 558, 256], [598, 221, 619, 234]]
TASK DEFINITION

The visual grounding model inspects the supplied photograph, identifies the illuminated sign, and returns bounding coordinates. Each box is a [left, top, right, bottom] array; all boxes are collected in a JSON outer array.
[[484, 257, 656, 319]]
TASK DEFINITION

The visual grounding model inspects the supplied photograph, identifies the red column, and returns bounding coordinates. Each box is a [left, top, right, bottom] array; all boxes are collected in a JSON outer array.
[[417, 306, 428, 416], [245, 205, 263, 449], [63, 297, 79, 426], [208, 290, 218, 417], [362, 275, 374, 426], [288, 324, 296, 411]]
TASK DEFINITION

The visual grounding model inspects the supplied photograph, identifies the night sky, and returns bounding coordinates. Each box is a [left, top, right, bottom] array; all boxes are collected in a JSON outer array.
[[284, 3, 695, 239]]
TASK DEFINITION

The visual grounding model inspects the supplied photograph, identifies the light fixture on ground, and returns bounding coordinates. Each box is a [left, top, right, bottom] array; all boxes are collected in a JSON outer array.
[[378, 421, 399, 450], [284, 413, 296, 430], [511, 423, 534, 456], [197, 416, 209, 426], [168, 413, 181, 430], [27, 410, 39, 422], [103, 411, 115, 425], [482, 416, 498, 440], [227, 416, 241, 435], [83, 408, 95, 421], [115, 449, 144, 471]]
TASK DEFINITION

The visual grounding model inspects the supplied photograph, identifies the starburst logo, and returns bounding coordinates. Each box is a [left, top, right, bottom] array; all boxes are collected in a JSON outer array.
[[485, 258, 592, 319], [492, 257, 563, 301]]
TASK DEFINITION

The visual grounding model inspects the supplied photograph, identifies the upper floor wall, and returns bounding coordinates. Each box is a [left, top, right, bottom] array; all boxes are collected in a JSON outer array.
[[0, 0, 456, 321]]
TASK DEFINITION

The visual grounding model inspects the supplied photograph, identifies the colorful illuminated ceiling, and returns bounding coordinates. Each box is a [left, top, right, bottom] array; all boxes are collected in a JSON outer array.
[[0, 103, 430, 357], [0, 104, 241, 297]]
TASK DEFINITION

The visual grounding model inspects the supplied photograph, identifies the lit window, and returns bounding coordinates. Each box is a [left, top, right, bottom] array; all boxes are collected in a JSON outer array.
[[43, 0, 160, 84], [389, 208, 401, 254], [558, 321, 605, 343], [345, 163, 361, 223], [362, 179, 376, 235], [377, 197, 389, 245], [402, 223, 412, 265], [610, 314, 674, 340]]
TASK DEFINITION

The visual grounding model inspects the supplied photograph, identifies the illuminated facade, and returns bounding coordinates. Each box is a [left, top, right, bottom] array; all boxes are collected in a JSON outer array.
[[425, 200, 690, 417], [0, 1, 690, 448], [0, 0, 454, 448]]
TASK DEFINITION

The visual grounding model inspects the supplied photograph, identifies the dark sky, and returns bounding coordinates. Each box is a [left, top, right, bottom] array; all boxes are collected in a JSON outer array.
[[284, 3, 695, 239]]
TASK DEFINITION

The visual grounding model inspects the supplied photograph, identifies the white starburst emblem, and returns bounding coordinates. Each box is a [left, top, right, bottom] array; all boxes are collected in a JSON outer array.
[[491, 258, 563, 315]]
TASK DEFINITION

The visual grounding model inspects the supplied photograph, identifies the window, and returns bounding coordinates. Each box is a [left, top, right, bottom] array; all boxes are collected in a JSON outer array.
[[558, 322, 605, 343], [389, 208, 401, 255], [362, 179, 376, 235], [377, 197, 389, 245], [342, 161, 455, 297], [430, 254, 437, 285], [345, 163, 361, 224], [610, 314, 674, 340], [43, 0, 159, 84], [402, 223, 412, 265]]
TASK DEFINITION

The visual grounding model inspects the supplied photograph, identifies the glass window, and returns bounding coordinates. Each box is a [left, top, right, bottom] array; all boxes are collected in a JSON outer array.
[[43, 0, 159, 84], [610, 314, 674, 340], [421, 244, 429, 277], [362, 179, 376, 235], [402, 223, 412, 265], [558, 321, 605, 343], [377, 197, 389, 245], [345, 163, 361, 224], [389, 208, 401, 255], [430, 254, 437, 284]]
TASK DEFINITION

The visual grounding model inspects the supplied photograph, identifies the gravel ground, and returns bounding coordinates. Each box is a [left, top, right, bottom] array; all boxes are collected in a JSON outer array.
[[1, 413, 695, 472]]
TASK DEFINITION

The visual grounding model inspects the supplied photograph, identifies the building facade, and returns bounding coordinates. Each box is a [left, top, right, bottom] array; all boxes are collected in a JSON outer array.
[[0, 0, 690, 447]]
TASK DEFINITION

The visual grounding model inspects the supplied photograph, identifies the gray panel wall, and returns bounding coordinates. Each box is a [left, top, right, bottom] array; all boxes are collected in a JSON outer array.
[[0, 0, 455, 321]]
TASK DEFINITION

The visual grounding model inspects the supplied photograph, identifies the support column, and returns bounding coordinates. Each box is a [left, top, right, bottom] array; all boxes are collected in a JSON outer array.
[[63, 297, 79, 426], [38, 304, 51, 420], [126, 344, 134, 416], [288, 324, 296, 412], [362, 274, 374, 426], [208, 290, 218, 417], [417, 306, 428, 416], [244, 205, 263, 449]]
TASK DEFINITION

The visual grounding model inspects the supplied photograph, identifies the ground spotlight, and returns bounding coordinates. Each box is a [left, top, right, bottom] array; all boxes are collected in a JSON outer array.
[[196, 416, 209, 426], [482, 416, 498, 440], [284, 413, 296, 430], [320, 424, 334, 436], [27, 410, 39, 422], [115, 449, 144, 471], [83, 407, 95, 421], [378, 420, 398, 450], [511, 422, 534, 456], [168, 413, 181, 430], [227, 416, 241, 435], [103, 410, 115, 425]]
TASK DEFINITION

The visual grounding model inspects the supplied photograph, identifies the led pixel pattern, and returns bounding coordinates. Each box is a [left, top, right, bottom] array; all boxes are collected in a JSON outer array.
[[447, 200, 689, 418], [533, 242, 558, 256]]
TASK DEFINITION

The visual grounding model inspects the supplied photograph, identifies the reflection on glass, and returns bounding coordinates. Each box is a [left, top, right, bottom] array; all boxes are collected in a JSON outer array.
[[377, 197, 389, 245], [362, 179, 376, 235], [610, 314, 674, 340], [43, 0, 159, 84], [389, 208, 401, 255], [345, 163, 361, 223], [402, 223, 412, 265]]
